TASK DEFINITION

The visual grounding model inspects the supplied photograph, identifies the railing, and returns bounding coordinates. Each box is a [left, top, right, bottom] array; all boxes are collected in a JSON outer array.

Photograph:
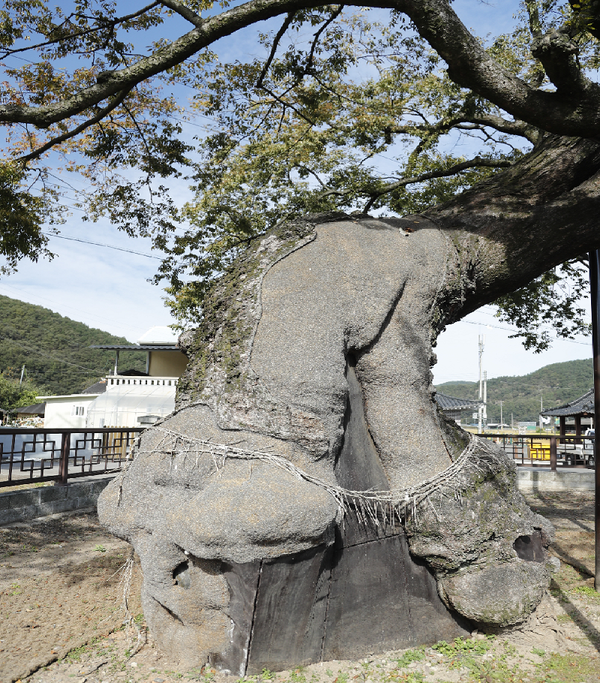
[[481, 433, 595, 471], [0, 427, 143, 488], [0, 427, 593, 488], [107, 376, 178, 387]]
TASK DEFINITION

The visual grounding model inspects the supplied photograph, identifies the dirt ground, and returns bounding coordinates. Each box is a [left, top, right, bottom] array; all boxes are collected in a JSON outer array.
[[1, 490, 600, 683]]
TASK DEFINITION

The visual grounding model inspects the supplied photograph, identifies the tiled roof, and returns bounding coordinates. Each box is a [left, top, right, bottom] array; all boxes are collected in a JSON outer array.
[[435, 393, 482, 411], [541, 389, 595, 417], [89, 344, 179, 351], [15, 402, 46, 415], [82, 380, 107, 394]]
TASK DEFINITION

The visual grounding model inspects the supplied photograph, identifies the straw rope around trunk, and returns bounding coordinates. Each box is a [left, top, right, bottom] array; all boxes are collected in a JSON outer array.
[[123, 426, 485, 528]]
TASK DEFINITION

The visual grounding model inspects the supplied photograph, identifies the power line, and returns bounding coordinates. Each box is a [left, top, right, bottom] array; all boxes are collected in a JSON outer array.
[[43, 232, 162, 260], [0, 336, 104, 374], [462, 318, 591, 346]]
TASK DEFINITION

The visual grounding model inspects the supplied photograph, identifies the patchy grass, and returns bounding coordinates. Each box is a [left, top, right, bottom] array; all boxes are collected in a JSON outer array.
[[13, 491, 600, 683]]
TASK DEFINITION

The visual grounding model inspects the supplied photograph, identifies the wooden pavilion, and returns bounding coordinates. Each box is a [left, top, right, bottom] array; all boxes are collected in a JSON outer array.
[[541, 388, 594, 440]]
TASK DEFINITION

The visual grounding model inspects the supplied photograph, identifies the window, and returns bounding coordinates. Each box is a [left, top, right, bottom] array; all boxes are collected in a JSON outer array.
[[72, 405, 85, 416]]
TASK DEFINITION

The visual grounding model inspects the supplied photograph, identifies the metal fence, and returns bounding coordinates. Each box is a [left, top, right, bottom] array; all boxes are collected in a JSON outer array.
[[0, 427, 594, 488], [481, 433, 595, 470], [0, 427, 143, 488]]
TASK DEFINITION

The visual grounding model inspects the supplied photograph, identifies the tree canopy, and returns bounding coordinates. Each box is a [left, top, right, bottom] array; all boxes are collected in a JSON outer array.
[[1, 1, 600, 348], [0, 372, 40, 412]]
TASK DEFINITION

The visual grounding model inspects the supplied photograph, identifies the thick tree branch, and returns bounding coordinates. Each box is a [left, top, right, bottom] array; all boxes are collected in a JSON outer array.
[[426, 135, 600, 329], [395, 0, 600, 138], [530, 28, 585, 95]]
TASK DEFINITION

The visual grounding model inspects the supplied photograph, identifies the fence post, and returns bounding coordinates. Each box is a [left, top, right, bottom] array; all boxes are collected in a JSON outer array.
[[56, 431, 69, 486], [550, 435, 557, 472], [590, 249, 600, 591]]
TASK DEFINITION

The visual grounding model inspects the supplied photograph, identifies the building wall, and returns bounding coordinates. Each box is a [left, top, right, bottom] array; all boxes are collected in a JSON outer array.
[[86, 377, 177, 428], [148, 350, 188, 378], [43, 395, 97, 429]]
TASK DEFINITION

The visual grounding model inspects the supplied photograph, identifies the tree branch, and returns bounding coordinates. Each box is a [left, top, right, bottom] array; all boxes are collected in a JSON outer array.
[[256, 12, 297, 89], [363, 157, 512, 212], [157, 0, 203, 28], [389, 113, 540, 146], [426, 135, 600, 328], [303, 6, 344, 76], [18, 90, 130, 163], [530, 27, 585, 95], [0, 2, 161, 59], [393, 0, 600, 138], [454, 115, 541, 145]]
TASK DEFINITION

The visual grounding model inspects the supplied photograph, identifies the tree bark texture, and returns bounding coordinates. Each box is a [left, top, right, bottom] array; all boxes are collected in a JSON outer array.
[[98, 135, 598, 671]]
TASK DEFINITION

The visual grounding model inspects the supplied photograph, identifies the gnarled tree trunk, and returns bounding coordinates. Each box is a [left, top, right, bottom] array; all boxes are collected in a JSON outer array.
[[98, 134, 600, 673]]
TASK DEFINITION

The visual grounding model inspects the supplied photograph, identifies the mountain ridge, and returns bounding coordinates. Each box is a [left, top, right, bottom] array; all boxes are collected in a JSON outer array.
[[0, 294, 146, 395], [436, 358, 593, 424]]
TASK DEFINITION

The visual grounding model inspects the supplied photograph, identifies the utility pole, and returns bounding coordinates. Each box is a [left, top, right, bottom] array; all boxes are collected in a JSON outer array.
[[497, 400, 504, 429], [478, 335, 485, 434], [483, 370, 488, 431]]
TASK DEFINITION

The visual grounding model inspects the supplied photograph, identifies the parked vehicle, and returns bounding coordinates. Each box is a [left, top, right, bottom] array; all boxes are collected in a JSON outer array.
[[558, 429, 595, 467], [585, 429, 595, 468]]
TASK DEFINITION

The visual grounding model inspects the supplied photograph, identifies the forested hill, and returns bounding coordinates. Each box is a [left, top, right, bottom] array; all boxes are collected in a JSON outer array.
[[436, 358, 593, 424], [0, 295, 146, 396]]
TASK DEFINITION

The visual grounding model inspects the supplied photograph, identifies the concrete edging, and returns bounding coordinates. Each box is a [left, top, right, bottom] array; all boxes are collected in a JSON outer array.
[[0, 476, 114, 525], [0, 468, 592, 525], [517, 467, 594, 492]]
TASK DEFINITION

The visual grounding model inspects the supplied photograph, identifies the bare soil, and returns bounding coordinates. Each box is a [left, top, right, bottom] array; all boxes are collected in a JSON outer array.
[[1, 491, 600, 683]]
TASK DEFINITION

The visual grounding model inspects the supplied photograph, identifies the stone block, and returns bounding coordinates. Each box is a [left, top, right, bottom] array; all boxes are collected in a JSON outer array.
[[39, 485, 69, 503], [6, 490, 41, 509]]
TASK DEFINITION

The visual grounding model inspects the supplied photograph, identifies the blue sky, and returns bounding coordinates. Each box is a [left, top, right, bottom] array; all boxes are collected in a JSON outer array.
[[0, 0, 592, 383]]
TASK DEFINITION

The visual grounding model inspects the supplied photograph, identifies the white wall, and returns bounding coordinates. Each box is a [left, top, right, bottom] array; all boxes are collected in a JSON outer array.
[[42, 395, 98, 429], [85, 377, 177, 428]]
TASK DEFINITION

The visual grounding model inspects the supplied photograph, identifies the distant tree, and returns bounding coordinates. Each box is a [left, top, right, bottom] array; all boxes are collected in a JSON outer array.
[[437, 359, 594, 423], [0, 372, 40, 411]]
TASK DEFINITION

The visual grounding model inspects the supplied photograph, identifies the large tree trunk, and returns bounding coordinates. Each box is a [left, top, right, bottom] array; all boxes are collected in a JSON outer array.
[[98, 135, 599, 672]]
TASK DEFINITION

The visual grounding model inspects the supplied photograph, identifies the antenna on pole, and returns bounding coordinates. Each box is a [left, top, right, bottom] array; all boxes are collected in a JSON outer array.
[[478, 335, 485, 434], [483, 370, 487, 431]]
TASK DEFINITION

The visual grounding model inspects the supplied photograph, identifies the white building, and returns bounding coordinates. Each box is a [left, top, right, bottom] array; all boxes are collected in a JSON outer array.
[[40, 327, 188, 429], [40, 381, 106, 429]]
